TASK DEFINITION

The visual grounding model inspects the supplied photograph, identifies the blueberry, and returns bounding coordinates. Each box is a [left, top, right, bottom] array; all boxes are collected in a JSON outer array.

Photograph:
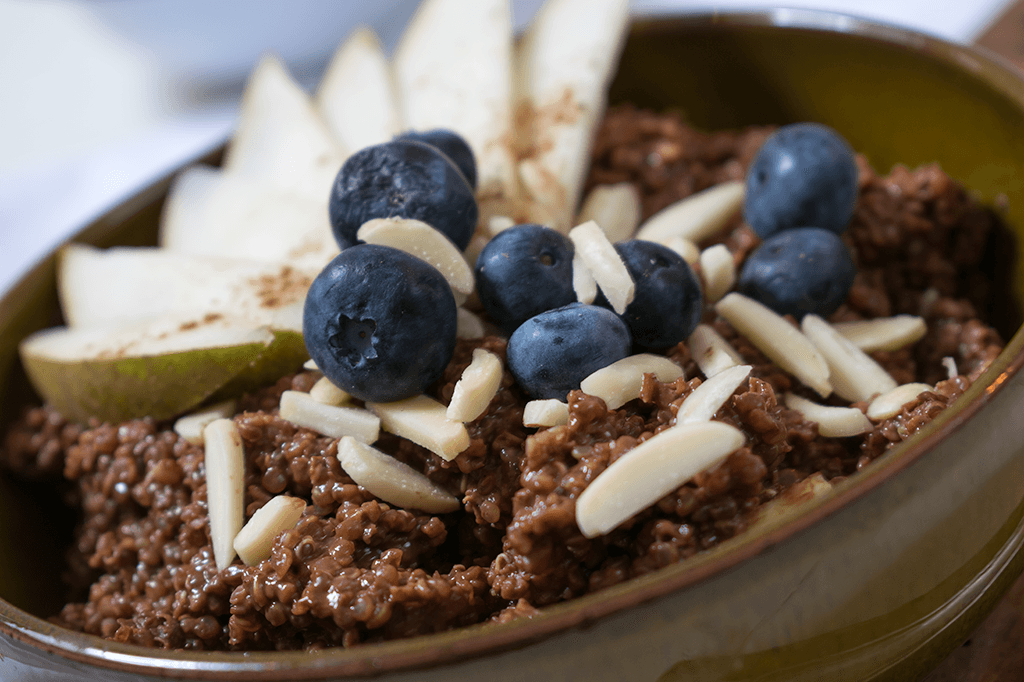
[[744, 122, 859, 239], [395, 128, 477, 190], [328, 140, 478, 251], [507, 303, 632, 400], [597, 239, 703, 350], [474, 224, 577, 335], [302, 244, 457, 403], [737, 227, 856, 318]]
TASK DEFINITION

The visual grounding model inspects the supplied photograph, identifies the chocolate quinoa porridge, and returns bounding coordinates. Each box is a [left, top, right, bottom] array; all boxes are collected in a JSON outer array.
[[0, 104, 1010, 651]]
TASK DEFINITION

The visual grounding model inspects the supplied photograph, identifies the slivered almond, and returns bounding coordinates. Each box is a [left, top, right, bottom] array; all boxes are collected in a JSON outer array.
[[699, 244, 735, 303], [635, 180, 744, 244], [367, 394, 470, 461], [523, 399, 569, 427], [576, 420, 745, 538], [174, 399, 236, 445], [337, 436, 460, 514], [579, 354, 684, 410], [676, 364, 751, 424], [457, 307, 486, 339], [447, 349, 503, 422], [308, 376, 350, 406], [867, 383, 933, 420], [232, 495, 306, 566], [279, 390, 379, 443], [687, 324, 743, 378], [303, 359, 319, 371], [487, 215, 516, 237], [568, 220, 634, 314], [784, 393, 872, 437], [943, 356, 959, 379], [204, 418, 245, 570], [833, 315, 927, 352], [715, 293, 832, 397], [572, 249, 597, 304], [357, 218, 474, 297], [801, 315, 898, 403], [576, 183, 641, 243], [748, 472, 831, 533], [662, 236, 700, 264]]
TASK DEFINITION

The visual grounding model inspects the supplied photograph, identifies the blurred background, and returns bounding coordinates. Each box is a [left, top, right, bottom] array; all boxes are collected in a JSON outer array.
[[0, 0, 1014, 296]]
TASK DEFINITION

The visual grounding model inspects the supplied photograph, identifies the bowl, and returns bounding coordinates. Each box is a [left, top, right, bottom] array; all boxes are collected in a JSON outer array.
[[4, 9, 1024, 682]]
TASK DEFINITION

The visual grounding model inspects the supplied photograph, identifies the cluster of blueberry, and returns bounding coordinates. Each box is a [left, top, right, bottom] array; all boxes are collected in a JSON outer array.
[[737, 122, 860, 320], [304, 121, 861, 408]]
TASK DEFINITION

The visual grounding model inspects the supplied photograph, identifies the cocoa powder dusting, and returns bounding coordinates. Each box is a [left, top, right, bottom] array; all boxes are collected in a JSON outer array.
[[0, 105, 1010, 650]]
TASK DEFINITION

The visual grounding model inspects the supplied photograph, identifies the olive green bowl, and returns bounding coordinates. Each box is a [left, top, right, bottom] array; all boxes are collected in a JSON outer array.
[[4, 9, 1024, 682]]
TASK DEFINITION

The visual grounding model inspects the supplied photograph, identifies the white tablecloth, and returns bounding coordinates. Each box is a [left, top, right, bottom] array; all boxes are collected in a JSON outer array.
[[0, 0, 1013, 296]]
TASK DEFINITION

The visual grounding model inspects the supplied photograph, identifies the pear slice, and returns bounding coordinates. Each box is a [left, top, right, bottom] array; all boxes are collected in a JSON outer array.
[[160, 166, 338, 268], [224, 54, 344, 202], [58, 244, 316, 333], [19, 315, 274, 424], [316, 27, 402, 154], [394, 0, 517, 224], [515, 0, 630, 231]]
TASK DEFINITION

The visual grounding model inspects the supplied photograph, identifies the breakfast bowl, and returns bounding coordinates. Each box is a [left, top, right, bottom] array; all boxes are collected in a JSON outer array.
[[3, 6, 1024, 682]]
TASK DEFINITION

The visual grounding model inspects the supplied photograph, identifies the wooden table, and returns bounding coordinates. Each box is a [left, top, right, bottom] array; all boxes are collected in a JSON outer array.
[[921, 3, 1024, 679]]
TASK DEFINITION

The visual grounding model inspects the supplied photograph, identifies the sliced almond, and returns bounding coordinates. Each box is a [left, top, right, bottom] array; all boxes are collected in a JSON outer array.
[[867, 383, 933, 420], [523, 399, 569, 427], [699, 244, 735, 303], [833, 315, 928, 353], [308, 376, 351, 407], [367, 394, 471, 461], [447, 349, 504, 422], [337, 436, 460, 514], [576, 183, 641, 243], [303, 359, 320, 372], [715, 293, 832, 398], [568, 220, 634, 314], [232, 495, 306, 567], [174, 400, 236, 445], [687, 324, 744, 378], [748, 472, 831, 533], [783, 393, 872, 438], [572, 249, 598, 304], [579, 354, 684, 410], [279, 390, 379, 443], [801, 315, 898, 403], [487, 215, 516, 237], [204, 418, 246, 570], [661, 236, 701, 265], [675, 364, 751, 425], [576, 420, 745, 538], [635, 181, 744, 245], [457, 307, 486, 339], [357, 218, 474, 298]]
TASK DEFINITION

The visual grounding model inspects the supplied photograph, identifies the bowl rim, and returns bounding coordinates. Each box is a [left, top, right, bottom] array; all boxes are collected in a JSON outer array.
[[3, 7, 1024, 680]]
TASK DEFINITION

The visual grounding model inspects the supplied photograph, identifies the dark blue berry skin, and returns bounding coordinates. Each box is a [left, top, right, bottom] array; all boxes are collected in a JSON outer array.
[[475, 224, 577, 335], [737, 227, 856, 319], [507, 303, 632, 400], [597, 239, 703, 350], [328, 140, 478, 252], [395, 128, 477, 190], [302, 244, 457, 403], [744, 122, 859, 239]]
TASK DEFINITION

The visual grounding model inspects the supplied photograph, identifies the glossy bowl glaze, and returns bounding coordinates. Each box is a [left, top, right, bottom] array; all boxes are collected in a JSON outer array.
[[3, 10, 1024, 682]]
